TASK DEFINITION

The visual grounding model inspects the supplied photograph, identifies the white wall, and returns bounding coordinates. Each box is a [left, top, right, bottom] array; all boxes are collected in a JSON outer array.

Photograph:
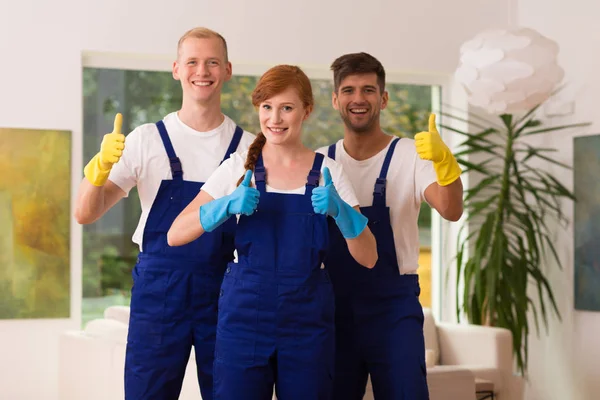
[[0, 0, 511, 398], [516, 2, 600, 400]]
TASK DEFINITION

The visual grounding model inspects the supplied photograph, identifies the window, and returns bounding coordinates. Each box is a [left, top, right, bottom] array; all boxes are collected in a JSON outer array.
[[82, 67, 438, 325]]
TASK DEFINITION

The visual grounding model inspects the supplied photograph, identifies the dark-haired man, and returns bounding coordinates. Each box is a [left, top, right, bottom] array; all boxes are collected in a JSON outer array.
[[318, 52, 463, 399]]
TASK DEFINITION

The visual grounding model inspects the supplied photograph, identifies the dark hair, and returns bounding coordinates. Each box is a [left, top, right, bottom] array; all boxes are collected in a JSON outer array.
[[236, 65, 314, 186], [330, 52, 386, 93]]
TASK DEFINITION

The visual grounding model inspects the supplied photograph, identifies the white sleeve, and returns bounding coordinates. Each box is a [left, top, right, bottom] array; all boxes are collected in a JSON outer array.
[[322, 158, 359, 208], [201, 152, 247, 199], [108, 126, 143, 196], [415, 156, 437, 202]]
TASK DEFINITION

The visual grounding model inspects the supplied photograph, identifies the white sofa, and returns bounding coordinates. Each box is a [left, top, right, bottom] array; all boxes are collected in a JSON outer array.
[[59, 306, 484, 400], [422, 308, 525, 400], [59, 306, 200, 400]]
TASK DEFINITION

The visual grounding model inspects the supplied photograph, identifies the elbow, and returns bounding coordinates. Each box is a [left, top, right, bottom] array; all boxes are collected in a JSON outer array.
[[444, 205, 463, 222], [439, 201, 463, 222], [367, 252, 378, 269], [361, 249, 378, 269], [167, 224, 190, 247], [166, 230, 180, 247], [74, 209, 94, 225]]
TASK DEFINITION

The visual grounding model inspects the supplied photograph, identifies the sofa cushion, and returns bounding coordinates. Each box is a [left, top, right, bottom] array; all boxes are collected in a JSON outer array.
[[426, 348, 437, 368], [103, 305, 130, 325], [84, 319, 128, 343]]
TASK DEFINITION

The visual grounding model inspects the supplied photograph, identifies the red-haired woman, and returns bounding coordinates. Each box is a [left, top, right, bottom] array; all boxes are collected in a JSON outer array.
[[168, 65, 378, 399]]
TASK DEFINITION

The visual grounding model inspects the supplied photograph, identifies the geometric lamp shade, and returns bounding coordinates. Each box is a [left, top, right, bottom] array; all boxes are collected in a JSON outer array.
[[455, 27, 564, 114]]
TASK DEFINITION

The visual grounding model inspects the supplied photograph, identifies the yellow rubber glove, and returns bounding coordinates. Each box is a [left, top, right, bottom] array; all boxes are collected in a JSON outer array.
[[414, 114, 461, 186], [84, 113, 125, 186]]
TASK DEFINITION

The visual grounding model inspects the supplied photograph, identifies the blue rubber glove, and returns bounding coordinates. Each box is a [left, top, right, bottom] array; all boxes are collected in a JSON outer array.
[[311, 167, 368, 239], [200, 170, 260, 232]]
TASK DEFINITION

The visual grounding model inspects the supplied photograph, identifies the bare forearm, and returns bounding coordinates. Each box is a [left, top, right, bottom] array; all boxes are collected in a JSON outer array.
[[74, 179, 109, 224], [167, 190, 215, 247], [167, 208, 206, 247], [435, 178, 464, 221], [346, 227, 378, 269]]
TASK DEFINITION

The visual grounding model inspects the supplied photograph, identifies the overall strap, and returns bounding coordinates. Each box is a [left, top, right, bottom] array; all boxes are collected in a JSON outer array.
[[305, 153, 324, 194], [254, 152, 325, 194], [327, 143, 336, 160], [221, 125, 244, 165], [155, 121, 182, 181], [254, 154, 267, 193], [373, 137, 401, 207]]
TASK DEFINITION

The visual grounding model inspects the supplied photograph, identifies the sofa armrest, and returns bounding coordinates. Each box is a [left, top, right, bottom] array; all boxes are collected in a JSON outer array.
[[427, 365, 476, 400], [436, 322, 513, 373], [103, 305, 130, 325]]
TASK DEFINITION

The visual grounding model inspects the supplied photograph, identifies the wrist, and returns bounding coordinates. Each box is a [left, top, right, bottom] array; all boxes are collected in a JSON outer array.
[[335, 201, 368, 239], [199, 196, 231, 232], [98, 159, 112, 171], [433, 152, 462, 186], [84, 154, 111, 186]]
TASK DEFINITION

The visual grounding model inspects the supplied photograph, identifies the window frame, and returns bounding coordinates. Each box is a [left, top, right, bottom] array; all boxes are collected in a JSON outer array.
[[81, 51, 461, 322]]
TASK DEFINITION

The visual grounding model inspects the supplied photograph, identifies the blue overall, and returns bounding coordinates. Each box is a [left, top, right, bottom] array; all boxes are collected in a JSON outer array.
[[213, 152, 335, 400], [326, 138, 429, 400], [124, 121, 243, 400]]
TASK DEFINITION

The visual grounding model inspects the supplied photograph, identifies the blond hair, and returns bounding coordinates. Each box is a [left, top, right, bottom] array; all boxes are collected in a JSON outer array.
[[177, 27, 229, 62]]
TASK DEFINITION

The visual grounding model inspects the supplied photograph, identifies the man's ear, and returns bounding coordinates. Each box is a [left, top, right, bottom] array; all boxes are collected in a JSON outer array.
[[224, 61, 232, 82], [381, 90, 389, 110], [332, 91, 340, 111], [172, 60, 180, 80]]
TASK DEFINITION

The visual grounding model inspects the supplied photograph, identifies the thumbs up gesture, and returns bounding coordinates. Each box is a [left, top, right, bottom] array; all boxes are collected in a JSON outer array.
[[311, 167, 341, 218], [84, 113, 126, 186], [199, 170, 260, 233], [414, 113, 461, 186], [99, 113, 126, 169], [312, 166, 369, 239], [414, 114, 448, 163], [228, 170, 260, 216]]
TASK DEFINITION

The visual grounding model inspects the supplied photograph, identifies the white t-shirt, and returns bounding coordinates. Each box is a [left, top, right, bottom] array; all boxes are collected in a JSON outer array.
[[317, 137, 437, 274], [109, 112, 255, 249], [201, 150, 359, 207]]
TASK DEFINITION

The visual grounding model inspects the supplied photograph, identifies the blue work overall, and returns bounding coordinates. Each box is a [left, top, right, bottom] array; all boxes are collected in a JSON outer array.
[[124, 121, 243, 400], [326, 138, 429, 400], [213, 152, 335, 400]]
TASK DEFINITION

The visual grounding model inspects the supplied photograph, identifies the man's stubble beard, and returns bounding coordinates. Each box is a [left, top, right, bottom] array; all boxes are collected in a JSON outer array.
[[340, 109, 380, 134]]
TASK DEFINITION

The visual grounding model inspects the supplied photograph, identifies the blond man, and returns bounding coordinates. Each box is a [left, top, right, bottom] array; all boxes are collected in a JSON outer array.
[[75, 27, 255, 399]]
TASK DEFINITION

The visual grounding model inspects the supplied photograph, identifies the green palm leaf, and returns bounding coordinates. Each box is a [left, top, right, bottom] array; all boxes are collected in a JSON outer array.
[[443, 107, 589, 376]]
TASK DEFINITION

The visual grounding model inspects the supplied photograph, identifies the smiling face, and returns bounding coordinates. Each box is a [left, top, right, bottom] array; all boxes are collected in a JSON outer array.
[[172, 36, 232, 105], [332, 72, 388, 134], [258, 86, 311, 146]]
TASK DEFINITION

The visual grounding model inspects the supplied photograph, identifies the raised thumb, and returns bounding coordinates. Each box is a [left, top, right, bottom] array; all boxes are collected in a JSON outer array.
[[428, 113, 437, 133], [241, 170, 253, 187], [323, 167, 333, 186], [113, 113, 123, 135]]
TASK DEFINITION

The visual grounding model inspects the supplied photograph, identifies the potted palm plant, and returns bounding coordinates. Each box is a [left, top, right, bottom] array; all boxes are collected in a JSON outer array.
[[441, 105, 588, 375], [447, 27, 590, 375]]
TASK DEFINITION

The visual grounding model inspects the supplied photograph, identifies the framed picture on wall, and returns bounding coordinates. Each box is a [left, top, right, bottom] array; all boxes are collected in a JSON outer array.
[[573, 134, 600, 312], [0, 127, 71, 319]]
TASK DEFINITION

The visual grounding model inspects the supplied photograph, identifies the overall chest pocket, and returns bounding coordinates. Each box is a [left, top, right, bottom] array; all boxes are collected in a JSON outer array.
[[274, 213, 319, 274]]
